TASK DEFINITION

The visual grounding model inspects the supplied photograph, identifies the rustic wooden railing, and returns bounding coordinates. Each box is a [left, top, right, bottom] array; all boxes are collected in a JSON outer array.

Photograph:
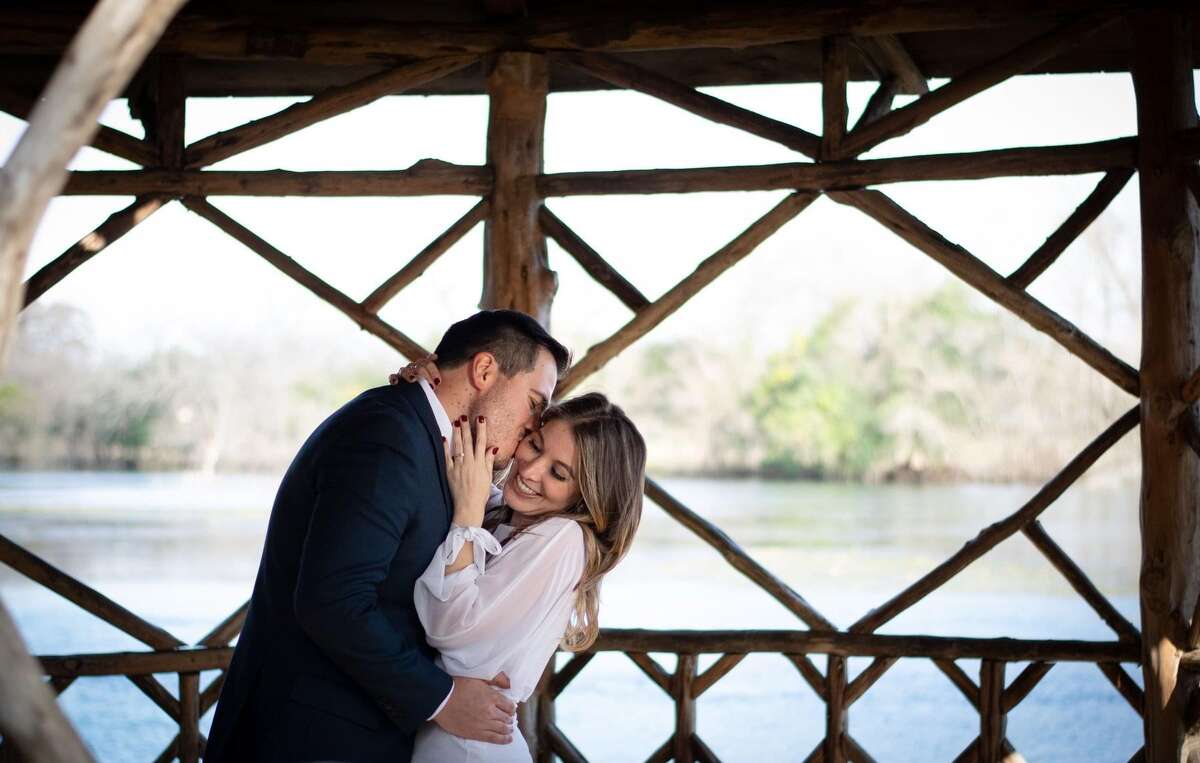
[[3, 5, 1198, 761]]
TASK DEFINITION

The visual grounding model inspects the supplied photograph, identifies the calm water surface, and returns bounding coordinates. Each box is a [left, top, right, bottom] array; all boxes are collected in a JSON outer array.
[[0, 471, 1144, 761]]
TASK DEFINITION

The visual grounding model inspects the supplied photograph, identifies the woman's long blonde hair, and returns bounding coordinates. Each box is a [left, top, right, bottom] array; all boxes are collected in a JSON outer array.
[[489, 392, 645, 651]]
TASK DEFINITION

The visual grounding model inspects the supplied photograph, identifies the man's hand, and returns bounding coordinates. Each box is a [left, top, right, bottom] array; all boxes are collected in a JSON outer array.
[[432, 674, 517, 745]]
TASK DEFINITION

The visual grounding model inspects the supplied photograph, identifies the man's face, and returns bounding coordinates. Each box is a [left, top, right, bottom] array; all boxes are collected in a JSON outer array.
[[470, 348, 558, 467]]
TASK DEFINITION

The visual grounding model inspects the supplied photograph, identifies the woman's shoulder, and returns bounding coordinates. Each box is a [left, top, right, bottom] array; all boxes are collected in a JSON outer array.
[[506, 515, 583, 556]]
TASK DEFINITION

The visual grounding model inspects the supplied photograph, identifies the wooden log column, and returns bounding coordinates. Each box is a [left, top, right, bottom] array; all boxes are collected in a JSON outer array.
[[1132, 10, 1200, 762], [481, 52, 557, 328]]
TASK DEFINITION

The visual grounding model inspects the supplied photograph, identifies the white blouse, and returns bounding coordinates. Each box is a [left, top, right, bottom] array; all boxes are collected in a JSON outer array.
[[414, 503, 586, 706]]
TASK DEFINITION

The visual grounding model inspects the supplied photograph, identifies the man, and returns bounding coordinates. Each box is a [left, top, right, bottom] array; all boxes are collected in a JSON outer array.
[[205, 310, 571, 762]]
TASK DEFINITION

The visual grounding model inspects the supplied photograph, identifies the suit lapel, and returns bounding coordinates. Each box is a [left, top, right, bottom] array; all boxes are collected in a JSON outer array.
[[389, 383, 453, 520]]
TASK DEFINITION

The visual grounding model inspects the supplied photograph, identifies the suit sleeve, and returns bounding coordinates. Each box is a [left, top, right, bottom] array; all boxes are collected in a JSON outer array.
[[292, 420, 453, 732]]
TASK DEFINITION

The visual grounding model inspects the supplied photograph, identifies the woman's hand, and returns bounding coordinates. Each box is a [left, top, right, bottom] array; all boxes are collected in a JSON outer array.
[[389, 353, 442, 387], [443, 414, 497, 528]]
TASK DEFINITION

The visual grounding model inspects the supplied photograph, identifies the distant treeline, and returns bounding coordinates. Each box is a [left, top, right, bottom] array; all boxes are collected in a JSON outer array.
[[1, 284, 1138, 483]]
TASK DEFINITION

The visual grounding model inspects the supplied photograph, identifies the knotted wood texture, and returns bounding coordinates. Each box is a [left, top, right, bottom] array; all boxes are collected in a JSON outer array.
[[482, 52, 557, 327], [1131, 10, 1200, 762]]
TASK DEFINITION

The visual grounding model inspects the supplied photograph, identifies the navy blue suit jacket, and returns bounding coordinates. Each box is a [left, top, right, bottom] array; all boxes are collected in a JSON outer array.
[[205, 382, 454, 762]]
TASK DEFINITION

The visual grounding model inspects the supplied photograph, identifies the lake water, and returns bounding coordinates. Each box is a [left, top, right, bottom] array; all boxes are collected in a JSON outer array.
[[0, 470, 1145, 761]]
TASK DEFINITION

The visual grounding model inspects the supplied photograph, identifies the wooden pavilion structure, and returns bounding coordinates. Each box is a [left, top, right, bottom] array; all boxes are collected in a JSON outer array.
[[0, 0, 1198, 760]]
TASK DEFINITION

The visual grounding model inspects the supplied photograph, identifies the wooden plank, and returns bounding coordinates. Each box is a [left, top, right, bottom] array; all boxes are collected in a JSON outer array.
[[558, 192, 816, 395], [692, 733, 721, 763], [1097, 661, 1146, 716], [979, 660, 1006, 762], [933, 658, 981, 709], [1000, 661, 1053, 712], [22, 195, 166, 308], [821, 35, 849, 160], [185, 56, 475, 168], [852, 77, 899, 132], [63, 161, 492, 197], [825, 655, 847, 763], [199, 672, 225, 715], [843, 657, 896, 706], [1021, 520, 1141, 642], [544, 723, 587, 763], [787, 653, 828, 700], [847, 405, 1139, 633], [1008, 167, 1135, 290], [361, 198, 488, 314], [1132, 10, 1200, 761], [838, 13, 1121, 157], [673, 654, 697, 763], [644, 476, 836, 631], [179, 672, 200, 763], [828, 189, 1140, 396], [627, 652, 673, 695], [38, 647, 233, 677], [0, 0, 185, 367], [558, 50, 820, 158], [592, 630, 1139, 663], [0, 534, 184, 650], [645, 736, 673, 763], [549, 652, 595, 699], [538, 205, 650, 313], [0, 84, 156, 166], [482, 52, 555, 327], [537, 137, 1136, 196], [851, 35, 928, 95], [0, 597, 93, 762], [198, 600, 249, 647], [181, 196, 429, 360], [692, 653, 746, 698], [128, 674, 181, 721]]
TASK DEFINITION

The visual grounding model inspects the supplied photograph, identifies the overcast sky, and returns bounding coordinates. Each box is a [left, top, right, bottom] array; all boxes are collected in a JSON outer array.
[[4, 71, 1194, 369]]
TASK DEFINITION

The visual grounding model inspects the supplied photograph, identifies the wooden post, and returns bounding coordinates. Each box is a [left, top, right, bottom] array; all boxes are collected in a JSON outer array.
[[178, 671, 200, 763], [517, 662, 554, 763], [673, 654, 697, 763], [979, 660, 1006, 762], [481, 52, 557, 328], [825, 654, 847, 763], [1132, 9, 1200, 762]]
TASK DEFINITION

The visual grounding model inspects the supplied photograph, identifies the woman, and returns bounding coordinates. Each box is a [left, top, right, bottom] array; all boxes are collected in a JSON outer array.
[[390, 358, 646, 762]]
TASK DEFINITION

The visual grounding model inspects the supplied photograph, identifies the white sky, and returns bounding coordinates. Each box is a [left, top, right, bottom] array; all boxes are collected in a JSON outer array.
[[3, 71, 1195, 367]]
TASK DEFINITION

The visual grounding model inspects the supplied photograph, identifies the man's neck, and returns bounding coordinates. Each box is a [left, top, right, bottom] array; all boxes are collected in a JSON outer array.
[[433, 383, 470, 423]]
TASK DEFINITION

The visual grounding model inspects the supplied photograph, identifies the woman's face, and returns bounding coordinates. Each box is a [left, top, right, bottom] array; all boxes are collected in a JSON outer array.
[[502, 418, 581, 518]]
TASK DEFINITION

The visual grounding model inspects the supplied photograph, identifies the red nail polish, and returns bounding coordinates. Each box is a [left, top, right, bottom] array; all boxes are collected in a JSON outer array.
[[453, 420, 460, 427], [442, 437, 447, 443], [492, 447, 498, 455], [477, 416, 485, 423], [434, 377, 440, 385]]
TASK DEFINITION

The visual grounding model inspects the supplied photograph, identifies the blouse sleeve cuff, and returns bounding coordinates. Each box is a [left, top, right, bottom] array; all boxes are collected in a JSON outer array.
[[418, 525, 502, 601]]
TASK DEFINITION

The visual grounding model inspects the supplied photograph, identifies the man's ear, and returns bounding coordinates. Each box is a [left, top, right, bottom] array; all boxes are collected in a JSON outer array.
[[468, 352, 499, 391]]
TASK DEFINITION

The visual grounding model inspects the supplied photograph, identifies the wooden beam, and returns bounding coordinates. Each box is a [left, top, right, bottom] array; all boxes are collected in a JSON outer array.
[[1022, 519, 1141, 642], [828, 189, 1140, 396], [821, 35, 849, 161], [934, 658, 982, 708], [645, 477, 835, 631], [1007, 167, 1135, 290], [38, 647, 233, 677], [0, 3, 1139, 63], [851, 35, 928, 95], [838, 13, 1121, 157], [1099, 661, 1146, 716], [544, 723, 587, 763], [179, 671, 200, 763], [185, 56, 476, 168], [692, 653, 746, 698], [481, 52, 556, 327], [825, 655, 848, 763], [672, 654, 697, 763], [1001, 661, 1053, 712], [538, 206, 650, 313], [557, 192, 816, 394], [127, 674, 181, 721], [22, 196, 166, 308], [626, 652, 672, 694], [979, 661, 1007, 762], [0, 534, 184, 650], [0, 596, 93, 762], [787, 653, 828, 700], [0, 0, 185, 367], [1132, 10, 1200, 761], [848, 404, 1140, 634], [0, 84, 156, 166], [843, 656, 897, 706], [548, 653, 595, 699], [63, 161, 492, 197], [361, 199, 488, 314], [537, 137, 1136, 196], [181, 196, 429, 359], [198, 600, 248, 647], [852, 77, 899, 132], [556, 50, 820, 158]]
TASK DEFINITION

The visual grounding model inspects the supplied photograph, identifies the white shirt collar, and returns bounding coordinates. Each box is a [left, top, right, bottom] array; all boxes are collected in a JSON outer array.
[[417, 378, 453, 442]]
